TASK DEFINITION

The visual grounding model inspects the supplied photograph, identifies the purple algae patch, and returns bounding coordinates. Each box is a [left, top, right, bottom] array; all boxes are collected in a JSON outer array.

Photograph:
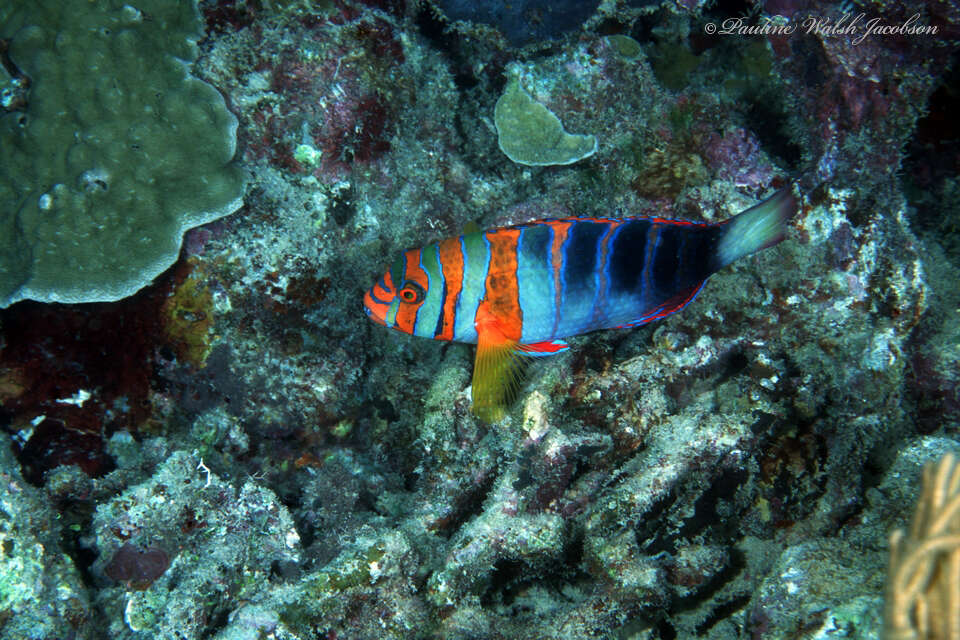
[[103, 542, 171, 590]]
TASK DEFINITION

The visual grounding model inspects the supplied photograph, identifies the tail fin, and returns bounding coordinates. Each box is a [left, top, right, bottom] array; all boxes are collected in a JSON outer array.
[[715, 185, 797, 269]]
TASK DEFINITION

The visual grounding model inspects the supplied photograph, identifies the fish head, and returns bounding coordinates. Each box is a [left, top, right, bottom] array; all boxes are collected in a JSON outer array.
[[363, 248, 432, 336]]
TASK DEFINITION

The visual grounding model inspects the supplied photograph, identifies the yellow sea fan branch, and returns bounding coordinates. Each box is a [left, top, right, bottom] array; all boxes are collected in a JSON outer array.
[[885, 452, 960, 640]]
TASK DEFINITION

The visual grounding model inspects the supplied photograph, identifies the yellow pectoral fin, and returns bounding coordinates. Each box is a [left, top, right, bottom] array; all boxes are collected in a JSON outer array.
[[471, 329, 526, 423]]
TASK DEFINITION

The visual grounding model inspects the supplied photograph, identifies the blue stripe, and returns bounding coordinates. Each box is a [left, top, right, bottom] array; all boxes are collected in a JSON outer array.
[[369, 289, 391, 305], [433, 276, 448, 339], [593, 222, 619, 327], [454, 232, 490, 343], [601, 223, 624, 297], [641, 224, 661, 310], [559, 221, 606, 335], [553, 224, 567, 337], [516, 223, 554, 342], [414, 244, 444, 338]]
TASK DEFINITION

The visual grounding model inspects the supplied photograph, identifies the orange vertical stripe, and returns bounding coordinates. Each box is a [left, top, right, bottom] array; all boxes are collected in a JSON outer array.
[[548, 221, 572, 338], [594, 220, 621, 322], [478, 228, 522, 341], [436, 236, 464, 341], [394, 248, 428, 335]]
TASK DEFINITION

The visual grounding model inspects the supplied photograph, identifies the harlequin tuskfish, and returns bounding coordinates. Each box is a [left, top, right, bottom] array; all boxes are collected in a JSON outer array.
[[364, 186, 797, 421]]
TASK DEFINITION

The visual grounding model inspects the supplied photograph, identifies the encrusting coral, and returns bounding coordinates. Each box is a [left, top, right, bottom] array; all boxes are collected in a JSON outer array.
[[493, 77, 597, 166], [885, 452, 960, 640], [0, 0, 244, 308]]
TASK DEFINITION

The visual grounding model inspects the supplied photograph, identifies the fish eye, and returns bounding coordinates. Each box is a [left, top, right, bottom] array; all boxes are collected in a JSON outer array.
[[398, 281, 424, 304]]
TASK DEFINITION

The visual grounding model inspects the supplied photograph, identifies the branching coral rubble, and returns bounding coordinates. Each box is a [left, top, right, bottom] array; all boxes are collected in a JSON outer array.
[[886, 452, 960, 640]]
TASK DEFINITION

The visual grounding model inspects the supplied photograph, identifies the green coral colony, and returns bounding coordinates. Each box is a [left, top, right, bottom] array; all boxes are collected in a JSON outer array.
[[494, 78, 598, 167], [0, 0, 244, 308]]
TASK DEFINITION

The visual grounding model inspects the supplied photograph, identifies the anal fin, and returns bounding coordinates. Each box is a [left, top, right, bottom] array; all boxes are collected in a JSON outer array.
[[617, 282, 705, 329], [472, 329, 525, 423], [519, 339, 569, 356], [472, 303, 570, 420], [472, 338, 569, 420]]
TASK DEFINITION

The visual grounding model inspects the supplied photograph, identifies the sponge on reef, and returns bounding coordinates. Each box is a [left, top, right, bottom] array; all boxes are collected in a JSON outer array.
[[0, 0, 244, 307], [493, 79, 597, 167]]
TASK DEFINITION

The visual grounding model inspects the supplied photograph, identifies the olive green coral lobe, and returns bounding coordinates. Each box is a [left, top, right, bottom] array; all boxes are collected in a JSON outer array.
[[0, 0, 244, 307], [494, 79, 598, 166]]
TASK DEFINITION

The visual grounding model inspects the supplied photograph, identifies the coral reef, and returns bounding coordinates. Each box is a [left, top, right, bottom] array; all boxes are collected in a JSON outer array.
[[0, 0, 958, 639], [91, 449, 300, 639], [0, 441, 92, 639], [433, 0, 601, 47]]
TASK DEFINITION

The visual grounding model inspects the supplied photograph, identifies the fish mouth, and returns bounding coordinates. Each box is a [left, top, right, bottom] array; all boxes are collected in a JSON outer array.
[[363, 289, 388, 326]]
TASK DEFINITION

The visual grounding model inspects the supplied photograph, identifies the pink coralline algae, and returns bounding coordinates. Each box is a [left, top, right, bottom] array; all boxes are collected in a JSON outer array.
[[703, 128, 776, 192], [240, 8, 405, 183], [310, 92, 393, 180], [103, 543, 171, 590], [767, 5, 952, 186]]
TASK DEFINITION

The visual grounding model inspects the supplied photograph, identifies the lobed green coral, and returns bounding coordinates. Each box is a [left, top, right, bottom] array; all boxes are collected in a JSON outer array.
[[0, 0, 244, 308], [494, 78, 598, 167]]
